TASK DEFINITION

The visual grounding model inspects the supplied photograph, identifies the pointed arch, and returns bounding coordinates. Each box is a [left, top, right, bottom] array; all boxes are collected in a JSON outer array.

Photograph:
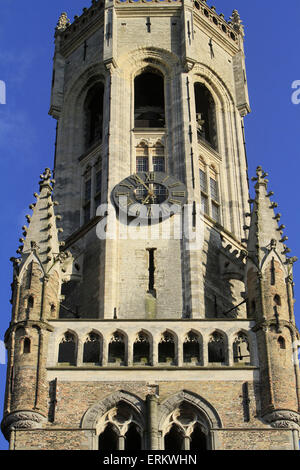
[[108, 330, 127, 365], [158, 390, 222, 435], [158, 330, 177, 365], [260, 249, 288, 277], [81, 390, 146, 430], [133, 330, 152, 365], [58, 330, 78, 365], [208, 330, 227, 364], [83, 330, 102, 364], [232, 330, 251, 365], [118, 46, 180, 80], [18, 252, 45, 284], [183, 330, 202, 364]]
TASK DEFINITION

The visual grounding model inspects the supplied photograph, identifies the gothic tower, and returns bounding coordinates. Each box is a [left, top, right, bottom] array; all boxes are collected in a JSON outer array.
[[2, 0, 300, 450]]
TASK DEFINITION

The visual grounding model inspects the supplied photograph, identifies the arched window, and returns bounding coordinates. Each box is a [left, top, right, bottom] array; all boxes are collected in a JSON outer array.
[[163, 401, 210, 451], [134, 70, 165, 128], [194, 83, 218, 150], [208, 332, 225, 363], [233, 332, 251, 365], [84, 82, 104, 149], [125, 423, 142, 451], [99, 423, 118, 451], [183, 331, 201, 364], [108, 332, 126, 365], [133, 332, 150, 364], [23, 337, 31, 354], [165, 425, 184, 451], [159, 332, 175, 364], [83, 332, 101, 364], [58, 332, 77, 365]]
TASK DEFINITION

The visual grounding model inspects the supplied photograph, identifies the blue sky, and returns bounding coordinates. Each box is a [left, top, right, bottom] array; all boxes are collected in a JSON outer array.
[[0, 0, 300, 451]]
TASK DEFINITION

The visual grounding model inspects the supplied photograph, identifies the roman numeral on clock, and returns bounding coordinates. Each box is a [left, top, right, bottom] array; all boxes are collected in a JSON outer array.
[[130, 174, 145, 186], [119, 182, 134, 190], [145, 172, 155, 182], [171, 191, 186, 197]]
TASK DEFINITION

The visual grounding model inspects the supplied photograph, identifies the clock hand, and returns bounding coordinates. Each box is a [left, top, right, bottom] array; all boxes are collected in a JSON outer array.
[[134, 174, 150, 192], [142, 194, 151, 205]]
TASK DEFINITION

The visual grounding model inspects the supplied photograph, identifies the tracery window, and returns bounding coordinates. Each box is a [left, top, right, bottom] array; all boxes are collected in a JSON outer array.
[[108, 332, 126, 365], [83, 332, 101, 364], [98, 401, 143, 450], [208, 331, 225, 363], [133, 332, 151, 365], [58, 332, 77, 365], [233, 332, 251, 365], [158, 331, 176, 364], [163, 402, 208, 450], [183, 331, 201, 364]]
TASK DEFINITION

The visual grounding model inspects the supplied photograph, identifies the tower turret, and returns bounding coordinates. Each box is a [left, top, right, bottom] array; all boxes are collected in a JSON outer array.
[[246, 166, 300, 435], [1, 169, 73, 444]]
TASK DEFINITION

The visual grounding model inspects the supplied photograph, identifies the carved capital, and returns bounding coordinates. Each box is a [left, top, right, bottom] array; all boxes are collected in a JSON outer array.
[[263, 410, 300, 430], [1, 411, 47, 440]]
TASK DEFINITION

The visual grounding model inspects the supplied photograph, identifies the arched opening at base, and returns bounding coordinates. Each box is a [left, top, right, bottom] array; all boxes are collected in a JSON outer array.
[[125, 424, 142, 450], [99, 424, 118, 451], [164, 425, 184, 451], [190, 424, 207, 450]]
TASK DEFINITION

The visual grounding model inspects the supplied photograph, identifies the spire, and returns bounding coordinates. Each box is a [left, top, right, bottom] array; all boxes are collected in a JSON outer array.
[[12, 168, 65, 271], [246, 166, 295, 269]]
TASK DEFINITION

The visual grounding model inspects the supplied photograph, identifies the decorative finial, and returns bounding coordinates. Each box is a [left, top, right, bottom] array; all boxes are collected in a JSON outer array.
[[229, 10, 244, 36], [39, 168, 54, 191], [56, 12, 71, 32]]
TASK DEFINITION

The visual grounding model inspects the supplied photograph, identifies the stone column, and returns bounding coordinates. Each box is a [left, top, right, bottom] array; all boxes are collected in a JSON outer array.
[[147, 394, 159, 450], [184, 436, 190, 450], [118, 435, 125, 450]]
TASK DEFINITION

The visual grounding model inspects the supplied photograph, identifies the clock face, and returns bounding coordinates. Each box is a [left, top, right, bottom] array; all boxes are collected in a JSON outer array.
[[112, 172, 187, 220]]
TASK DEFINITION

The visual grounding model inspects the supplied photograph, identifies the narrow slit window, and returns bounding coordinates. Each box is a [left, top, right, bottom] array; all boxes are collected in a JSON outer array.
[[210, 177, 219, 202], [83, 167, 92, 224], [147, 249, 156, 296], [200, 169, 207, 192], [23, 337, 31, 354], [94, 159, 102, 212]]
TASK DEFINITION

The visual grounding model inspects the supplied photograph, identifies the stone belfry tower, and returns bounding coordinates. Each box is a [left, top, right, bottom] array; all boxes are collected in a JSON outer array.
[[2, 0, 300, 450]]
